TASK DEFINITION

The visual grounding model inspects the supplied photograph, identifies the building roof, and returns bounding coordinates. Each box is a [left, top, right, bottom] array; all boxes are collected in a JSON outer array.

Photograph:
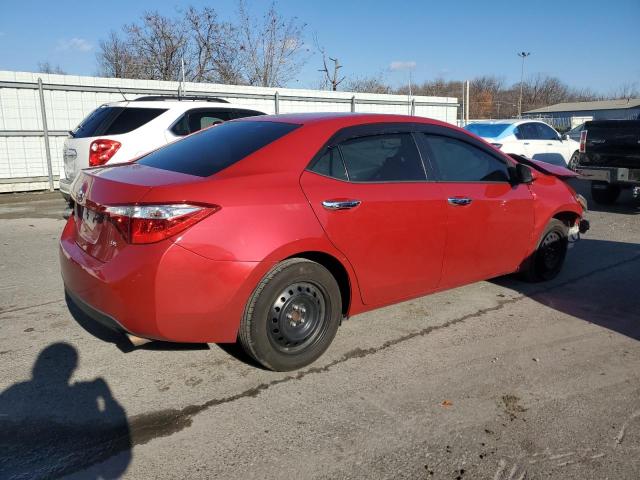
[[525, 98, 640, 114]]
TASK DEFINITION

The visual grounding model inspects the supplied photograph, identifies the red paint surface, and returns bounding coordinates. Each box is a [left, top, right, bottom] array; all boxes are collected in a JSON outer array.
[[60, 113, 585, 343]]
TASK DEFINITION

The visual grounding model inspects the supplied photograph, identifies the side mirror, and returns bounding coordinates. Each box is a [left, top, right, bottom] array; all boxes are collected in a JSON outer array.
[[516, 163, 534, 184], [561, 134, 569, 141]]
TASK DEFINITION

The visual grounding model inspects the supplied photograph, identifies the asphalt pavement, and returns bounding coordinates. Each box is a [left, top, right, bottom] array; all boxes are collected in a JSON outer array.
[[0, 181, 639, 479]]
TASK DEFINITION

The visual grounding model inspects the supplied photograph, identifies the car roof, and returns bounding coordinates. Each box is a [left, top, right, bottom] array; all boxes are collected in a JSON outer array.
[[102, 100, 262, 112], [467, 119, 548, 127], [243, 112, 455, 129]]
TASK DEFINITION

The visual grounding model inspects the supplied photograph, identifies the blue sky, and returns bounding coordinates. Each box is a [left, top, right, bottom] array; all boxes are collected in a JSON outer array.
[[1, 0, 638, 93]]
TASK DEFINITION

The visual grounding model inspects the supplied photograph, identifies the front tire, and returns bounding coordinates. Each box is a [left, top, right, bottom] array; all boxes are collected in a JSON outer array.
[[239, 258, 342, 371], [519, 219, 569, 282], [591, 182, 620, 205]]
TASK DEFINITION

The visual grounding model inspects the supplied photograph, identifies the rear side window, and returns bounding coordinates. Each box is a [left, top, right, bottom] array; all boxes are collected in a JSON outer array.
[[71, 106, 166, 138], [464, 123, 510, 138], [138, 121, 300, 177], [105, 108, 166, 135], [422, 134, 510, 182], [515, 123, 540, 140], [311, 148, 348, 180], [233, 109, 265, 119], [72, 106, 122, 138], [338, 133, 426, 182], [171, 110, 233, 136]]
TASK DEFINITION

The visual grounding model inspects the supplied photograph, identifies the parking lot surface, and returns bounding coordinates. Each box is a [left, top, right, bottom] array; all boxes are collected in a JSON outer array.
[[1, 182, 639, 479]]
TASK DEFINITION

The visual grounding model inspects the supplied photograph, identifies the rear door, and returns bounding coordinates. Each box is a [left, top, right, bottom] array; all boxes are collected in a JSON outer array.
[[300, 126, 447, 306], [417, 131, 534, 288], [514, 122, 546, 159]]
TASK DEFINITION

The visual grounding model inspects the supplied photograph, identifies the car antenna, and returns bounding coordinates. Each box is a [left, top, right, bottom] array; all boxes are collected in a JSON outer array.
[[118, 88, 129, 102]]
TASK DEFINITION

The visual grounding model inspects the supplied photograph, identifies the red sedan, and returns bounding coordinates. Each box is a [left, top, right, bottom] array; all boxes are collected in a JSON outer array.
[[60, 113, 588, 371]]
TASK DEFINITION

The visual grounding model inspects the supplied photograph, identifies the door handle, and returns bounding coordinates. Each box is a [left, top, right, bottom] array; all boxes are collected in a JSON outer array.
[[322, 199, 361, 210], [523, 142, 530, 145], [448, 197, 473, 206]]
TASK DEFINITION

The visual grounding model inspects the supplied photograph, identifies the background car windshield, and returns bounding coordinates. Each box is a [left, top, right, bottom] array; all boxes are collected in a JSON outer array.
[[137, 120, 300, 177], [464, 123, 511, 138]]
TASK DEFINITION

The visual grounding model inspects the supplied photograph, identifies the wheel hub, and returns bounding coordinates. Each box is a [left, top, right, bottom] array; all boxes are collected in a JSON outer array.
[[269, 282, 326, 352]]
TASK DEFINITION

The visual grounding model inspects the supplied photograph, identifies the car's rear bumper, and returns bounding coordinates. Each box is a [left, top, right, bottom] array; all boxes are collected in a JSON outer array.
[[577, 166, 640, 185], [59, 177, 72, 202], [60, 216, 267, 343]]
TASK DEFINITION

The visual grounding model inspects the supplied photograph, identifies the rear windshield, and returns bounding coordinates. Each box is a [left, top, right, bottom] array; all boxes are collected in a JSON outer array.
[[72, 106, 167, 138], [137, 120, 300, 177], [464, 123, 511, 139]]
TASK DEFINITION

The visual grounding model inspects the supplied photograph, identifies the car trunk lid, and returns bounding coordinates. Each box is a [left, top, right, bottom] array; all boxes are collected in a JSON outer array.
[[70, 163, 205, 262]]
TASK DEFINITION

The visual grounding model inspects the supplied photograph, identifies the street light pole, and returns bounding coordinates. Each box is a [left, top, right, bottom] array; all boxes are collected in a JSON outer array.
[[517, 51, 530, 118]]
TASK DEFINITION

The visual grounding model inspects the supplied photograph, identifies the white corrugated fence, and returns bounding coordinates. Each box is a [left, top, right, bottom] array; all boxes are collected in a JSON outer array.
[[0, 70, 459, 193]]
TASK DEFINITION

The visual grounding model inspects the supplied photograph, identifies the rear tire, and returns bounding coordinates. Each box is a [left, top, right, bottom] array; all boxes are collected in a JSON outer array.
[[239, 258, 342, 371], [591, 182, 620, 205], [519, 219, 569, 282], [567, 151, 580, 171]]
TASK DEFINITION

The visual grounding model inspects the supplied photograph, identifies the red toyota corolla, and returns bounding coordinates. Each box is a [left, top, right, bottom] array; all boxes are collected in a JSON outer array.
[[60, 113, 588, 370]]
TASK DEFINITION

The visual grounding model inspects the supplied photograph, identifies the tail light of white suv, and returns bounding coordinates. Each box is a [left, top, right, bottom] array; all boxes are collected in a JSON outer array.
[[89, 139, 121, 166]]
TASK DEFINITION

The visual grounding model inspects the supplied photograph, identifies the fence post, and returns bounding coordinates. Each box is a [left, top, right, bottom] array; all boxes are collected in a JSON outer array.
[[351, 96, 356, 113], [274, 91, 280, 114], [37, 78, 54, 192]]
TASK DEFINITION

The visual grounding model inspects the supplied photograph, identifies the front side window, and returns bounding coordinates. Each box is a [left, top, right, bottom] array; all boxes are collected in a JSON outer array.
[[338, 133, 426, 182], [535, 123, 560, 140], [139, 120, 300, 177], [421, 134, 511, 183]]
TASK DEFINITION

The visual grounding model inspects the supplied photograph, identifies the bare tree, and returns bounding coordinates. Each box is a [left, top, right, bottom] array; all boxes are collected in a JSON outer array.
[[97, 3, 308, 87], [609, 82, 639, 100], [37, 62, 66, 75], [237, 1, 308, 87], [97, 31, 139, 78], [314, 36, 345, 91], [345, 75, 391, 94], [184, 6, 244, 84], [123, 12, 189, 81]]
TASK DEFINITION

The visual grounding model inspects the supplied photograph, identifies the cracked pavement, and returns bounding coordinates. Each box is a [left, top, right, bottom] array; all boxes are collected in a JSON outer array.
[[1, 181, 639, 479]]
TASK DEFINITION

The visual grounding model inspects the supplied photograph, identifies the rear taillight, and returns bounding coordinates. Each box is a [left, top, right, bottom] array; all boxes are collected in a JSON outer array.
[[579, 130, 588, 153], [89, 139, 121, 166], [104, 204, 219, 244]]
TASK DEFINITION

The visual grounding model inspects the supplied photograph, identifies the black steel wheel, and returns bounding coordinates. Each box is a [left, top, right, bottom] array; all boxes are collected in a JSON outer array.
[[268, 282, 327, 353], [239, 258, 342, 371], [519, 219, 568, 282]]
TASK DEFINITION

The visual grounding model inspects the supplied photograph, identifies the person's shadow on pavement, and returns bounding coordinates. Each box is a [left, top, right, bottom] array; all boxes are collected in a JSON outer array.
[[0, 342, 131, 479]]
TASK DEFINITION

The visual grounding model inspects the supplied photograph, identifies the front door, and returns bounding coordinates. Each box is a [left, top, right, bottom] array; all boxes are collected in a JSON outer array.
[[418, 133, 535, 288]]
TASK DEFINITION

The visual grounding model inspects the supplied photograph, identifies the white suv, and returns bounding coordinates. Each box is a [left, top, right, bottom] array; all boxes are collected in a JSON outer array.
[[59, 96, 264, 201]]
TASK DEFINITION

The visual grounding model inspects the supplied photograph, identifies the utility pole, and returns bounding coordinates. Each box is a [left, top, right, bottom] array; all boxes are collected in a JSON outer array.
[[408, 69, 413, 115], [517, 51, 530, 118], [465, 80, 470, 124], [461, 82, 465, 127]]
